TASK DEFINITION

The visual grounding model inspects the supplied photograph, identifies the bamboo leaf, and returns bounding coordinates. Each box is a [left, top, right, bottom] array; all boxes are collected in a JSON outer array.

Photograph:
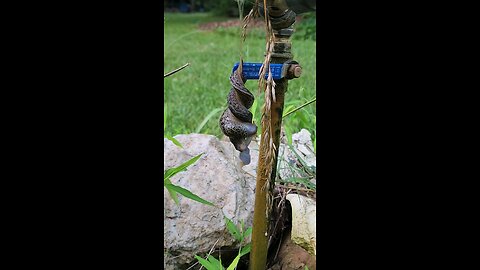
[[224, 216, 242, 242], [165, 183, 215, 206], [194, 255, 217, 270], [164, 153, 203, 180], [164, 178, 179, 204], [242, 227, 252, 239], [239, 243, 251, 257], [225, 244, 250, 270], [165, 135, 183, 148], [226, 254, 241, 270], [207, 255, 224, 269]]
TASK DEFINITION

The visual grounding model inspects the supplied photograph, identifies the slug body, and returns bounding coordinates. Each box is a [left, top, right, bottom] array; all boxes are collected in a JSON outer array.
[[219, 71, 257, 164]]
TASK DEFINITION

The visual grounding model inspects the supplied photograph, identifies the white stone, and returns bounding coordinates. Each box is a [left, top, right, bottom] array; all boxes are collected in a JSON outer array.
[[286, 194, 316, 256]]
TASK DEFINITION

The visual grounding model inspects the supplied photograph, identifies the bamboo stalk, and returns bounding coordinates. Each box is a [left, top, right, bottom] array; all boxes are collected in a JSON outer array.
[[249, 1, 296, 268], [249, 79, 287, 270]]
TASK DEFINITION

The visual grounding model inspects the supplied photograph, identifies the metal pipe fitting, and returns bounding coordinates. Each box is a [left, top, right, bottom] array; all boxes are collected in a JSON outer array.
[[287, 64, 302, 79]]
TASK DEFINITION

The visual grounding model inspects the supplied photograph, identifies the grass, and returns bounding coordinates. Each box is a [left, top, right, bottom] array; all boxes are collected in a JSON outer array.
[[164, 12, 316, 143]]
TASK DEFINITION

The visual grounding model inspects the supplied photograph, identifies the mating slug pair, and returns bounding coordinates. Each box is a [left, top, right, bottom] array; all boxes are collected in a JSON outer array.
[[219, 71, 257, 165]]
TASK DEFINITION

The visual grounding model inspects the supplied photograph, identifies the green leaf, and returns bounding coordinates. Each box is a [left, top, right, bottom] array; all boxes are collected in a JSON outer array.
[[242, 227, 252, 239], [165, 183, 215, 206], [282, 104, 295, 117], [297, 110, 309, 127], [287, 144, 308, 169], [225, 244, 250, 270], [194, 255, 217, 270], [224, 216, 242, 242], [239, 243, 251, 257], [164, 178, 179, 204], [223, 244, 252, 270], [251, 98, 258, 124], [284, 124, 292, 145], [207, 255, 224, 269], [196, 107, 224, 133], [305, 266, 309, 270], [163, 153, 214, 206], [164, 153, 203, 180], [226, 254, 241, 270], [165, 135, 183, 148]]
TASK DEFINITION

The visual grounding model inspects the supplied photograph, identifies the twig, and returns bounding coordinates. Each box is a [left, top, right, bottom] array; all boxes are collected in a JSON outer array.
[[283, 98, 316, 118], [273, 229, 284, 264], [164, 63, 190, 78]]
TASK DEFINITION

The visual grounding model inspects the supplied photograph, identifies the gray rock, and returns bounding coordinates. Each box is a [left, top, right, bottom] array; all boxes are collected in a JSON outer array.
[[163, 130, 316, 269], [291, 129, 316, 168], [164, 134, 257, 269], [277, 129, 316, 183]]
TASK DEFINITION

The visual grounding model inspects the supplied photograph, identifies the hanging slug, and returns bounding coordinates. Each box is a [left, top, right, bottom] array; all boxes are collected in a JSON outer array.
[[219, 70, 257, 165]]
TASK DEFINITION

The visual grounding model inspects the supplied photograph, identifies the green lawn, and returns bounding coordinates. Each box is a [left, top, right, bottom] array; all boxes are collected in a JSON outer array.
[[164, 12, 316, 144]]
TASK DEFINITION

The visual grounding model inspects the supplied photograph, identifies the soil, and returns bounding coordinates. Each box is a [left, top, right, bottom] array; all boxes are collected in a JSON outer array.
[[268, 231, 316, 270], [267, 196, 316, 270], [198, 17, 304, 31]]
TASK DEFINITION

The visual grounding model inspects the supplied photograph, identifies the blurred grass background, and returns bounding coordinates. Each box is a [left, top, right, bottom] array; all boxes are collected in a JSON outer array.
[[164, 12, 316, 144]]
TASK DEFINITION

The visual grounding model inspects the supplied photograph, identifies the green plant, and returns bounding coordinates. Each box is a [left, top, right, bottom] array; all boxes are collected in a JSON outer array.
[[164, 151, 215, 206], [194, 217, 252, 270], [204, 0, 254, 17], [163, 44, 214, 206], [163, 12, 316, 138], [164, 135, 183, 148], [275, 130, 316, 191], [294, 12, 316, 41], [282, 97, 316, 152], [196, 107, 225, 133]]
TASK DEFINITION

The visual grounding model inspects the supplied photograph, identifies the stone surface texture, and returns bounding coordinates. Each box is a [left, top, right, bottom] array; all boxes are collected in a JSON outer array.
[[164, 131, 316, 269], [164, 134, 258, 269]]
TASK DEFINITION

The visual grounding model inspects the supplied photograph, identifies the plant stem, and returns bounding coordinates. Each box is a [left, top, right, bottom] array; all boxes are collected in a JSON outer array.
[[249, 80, 287, 270], [164, 63, 189, 78], [283, 97, 316, 118]]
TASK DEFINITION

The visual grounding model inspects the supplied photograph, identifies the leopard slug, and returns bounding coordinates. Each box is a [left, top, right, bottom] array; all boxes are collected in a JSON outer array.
[[219, 70, 257, 165]]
